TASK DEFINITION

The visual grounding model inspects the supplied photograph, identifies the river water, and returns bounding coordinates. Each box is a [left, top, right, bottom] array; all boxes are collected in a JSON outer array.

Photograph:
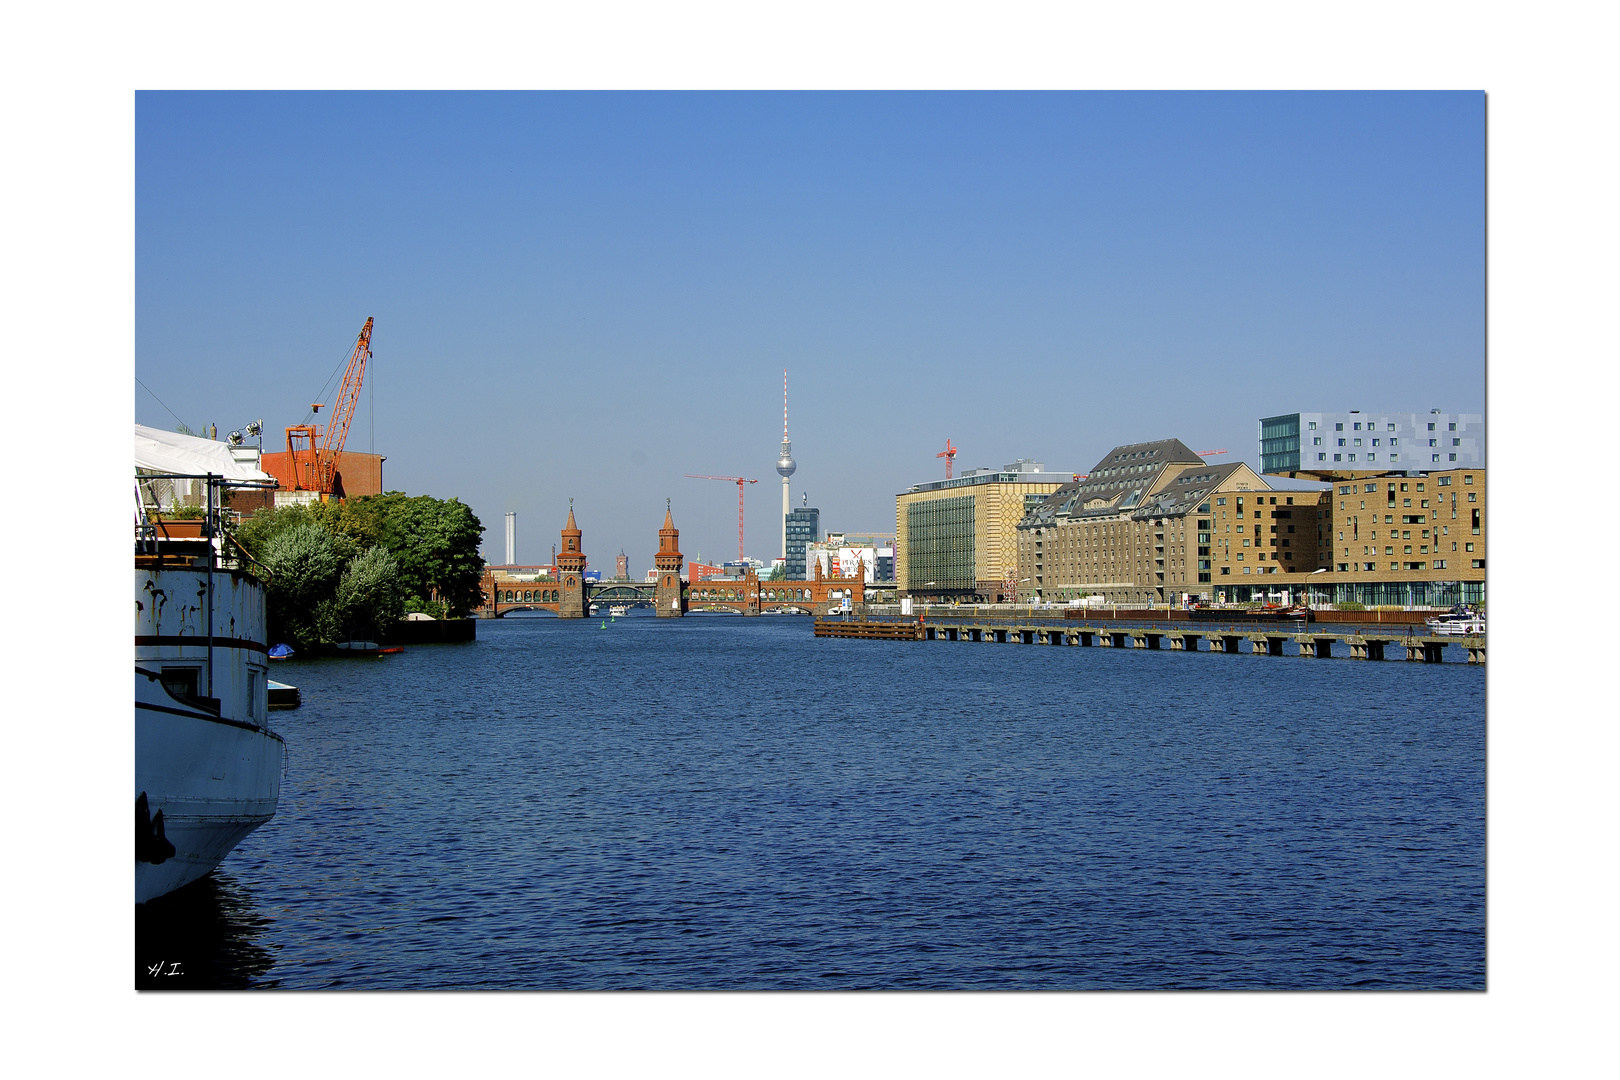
[[136, 612, 1485, 990]]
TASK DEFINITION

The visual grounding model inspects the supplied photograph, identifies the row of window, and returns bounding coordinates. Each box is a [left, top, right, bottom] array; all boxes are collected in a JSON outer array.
[[1316, 421, 1459, 432], [1335, 559, 1485, 572]]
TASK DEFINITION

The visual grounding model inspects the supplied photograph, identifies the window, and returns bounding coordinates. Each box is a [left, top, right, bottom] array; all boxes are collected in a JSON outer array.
[[1335, 423, 1344, 431], [1390, 438, 1399, 446], [1337, 563, 1349, 572], [1217, 497, 1226, 505], [1439, 476, 1451, 486], [1464, 475, 1474, 484], [1387, 423, 1396, 431], [1432, 454, 1440, 462], [1243, 567, 1251, 574], [1400, 483, 1408, 491], [1353, 422, 1362, 430], [1367, 484, 1378, 493], [160, 667, 201, 704], [1429, 439, 1437, 446], [1472, 559, 1485, 568], [1308, 421, 1317, 430], [1318, 453, 1327, 461], [1221, 566, 1231, 575], [1428, 422, 1436, 431], [1434, 559, 1446, 569], [1368, 453, 1376, 461], [1333, 454, 1342, 461], [1390, 454, 1399, 462], [1313, 436, 1322, 445], [1465, 542, 1474, 552], [1372, 438, 1380, 446], [1449, 422, 1457, 431]]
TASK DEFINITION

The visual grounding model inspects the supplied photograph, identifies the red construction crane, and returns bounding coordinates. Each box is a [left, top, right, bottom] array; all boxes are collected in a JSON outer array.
[[1196, 448, 1228, 458], [285, 317, 374, 496], [936, 438, 958, 479], [685, 474, 758, 563]]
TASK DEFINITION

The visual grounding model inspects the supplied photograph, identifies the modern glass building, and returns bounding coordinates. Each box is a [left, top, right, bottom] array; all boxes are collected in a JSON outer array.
[[1259, 410, 1483, 475], [784, 505, 820, 578]]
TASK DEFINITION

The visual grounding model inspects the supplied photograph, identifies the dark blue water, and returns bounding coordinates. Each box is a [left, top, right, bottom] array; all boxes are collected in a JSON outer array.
[[136, 613, 1485, 990]]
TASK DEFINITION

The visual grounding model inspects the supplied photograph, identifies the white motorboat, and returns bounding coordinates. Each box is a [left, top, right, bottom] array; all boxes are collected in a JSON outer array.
[[1425, 604, 1485, 636], [135, 425, 284, 904], [608, 605, 629, 617]]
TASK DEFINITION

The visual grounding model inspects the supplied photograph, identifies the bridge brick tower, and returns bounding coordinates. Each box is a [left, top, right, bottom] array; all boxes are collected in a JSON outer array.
[[557, 499, 587, 619], [654, 499, 686, 618]]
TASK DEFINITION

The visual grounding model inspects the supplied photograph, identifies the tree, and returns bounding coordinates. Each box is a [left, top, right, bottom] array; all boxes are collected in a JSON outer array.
[[261, 522, 356, 648], [371, 494, 486, 617], [334, 546, 404, 642], [233, 490, 486, 631]]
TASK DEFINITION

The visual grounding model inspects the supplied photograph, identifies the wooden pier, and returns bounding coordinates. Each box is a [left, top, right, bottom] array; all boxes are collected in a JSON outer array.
[[813, 616, 1483, 663]]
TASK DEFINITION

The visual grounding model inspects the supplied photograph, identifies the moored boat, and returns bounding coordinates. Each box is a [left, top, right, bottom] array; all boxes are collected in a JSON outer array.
[[1425, 604, 1485, 636], [135, 425, 284, 904]]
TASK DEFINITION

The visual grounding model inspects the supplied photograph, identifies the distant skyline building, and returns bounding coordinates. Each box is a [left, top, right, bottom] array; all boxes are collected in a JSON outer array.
[[776, 369, 796, 562], [785, 498, 820, 578], [1259, 410, 1484, 477], [504, 510, 516, 566]]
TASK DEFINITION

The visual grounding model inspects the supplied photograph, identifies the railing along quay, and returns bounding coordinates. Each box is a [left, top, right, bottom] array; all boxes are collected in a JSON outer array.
[[814, 614, 1484, 663]]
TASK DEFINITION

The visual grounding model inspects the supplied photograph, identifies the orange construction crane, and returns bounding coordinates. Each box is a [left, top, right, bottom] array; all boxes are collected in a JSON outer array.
[[685, 474, 757, 563], [936, 438, 957, 479], [285, 317, 374, 496]]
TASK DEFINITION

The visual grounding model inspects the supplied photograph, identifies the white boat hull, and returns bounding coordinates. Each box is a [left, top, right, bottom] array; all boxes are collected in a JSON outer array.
[[135, 560, 283, 904], [136, 672, 283, 903]]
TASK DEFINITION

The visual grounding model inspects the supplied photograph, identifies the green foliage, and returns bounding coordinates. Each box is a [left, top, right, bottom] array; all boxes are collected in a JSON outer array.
[[1334, 602, 1366, 612], [232, 491, 486, 642], [262, 523, 357, 648], [768, 564, 786, 581], [334, 546, 405, 642]]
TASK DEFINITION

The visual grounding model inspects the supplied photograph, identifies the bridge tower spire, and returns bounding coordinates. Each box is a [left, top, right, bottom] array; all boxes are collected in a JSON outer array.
[[655, 498, 686, 617], [557, 498, 587, 619]]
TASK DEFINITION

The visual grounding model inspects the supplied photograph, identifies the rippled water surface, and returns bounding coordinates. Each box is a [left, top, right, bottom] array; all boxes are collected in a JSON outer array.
[[137, 614, 1485, 990]]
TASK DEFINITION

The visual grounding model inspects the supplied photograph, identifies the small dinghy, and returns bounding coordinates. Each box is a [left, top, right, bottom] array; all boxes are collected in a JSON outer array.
[[268, 643, 294, 660]]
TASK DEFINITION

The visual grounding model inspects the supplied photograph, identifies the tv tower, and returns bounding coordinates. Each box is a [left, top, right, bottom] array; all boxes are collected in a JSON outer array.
[[776, 369, 796, 561]]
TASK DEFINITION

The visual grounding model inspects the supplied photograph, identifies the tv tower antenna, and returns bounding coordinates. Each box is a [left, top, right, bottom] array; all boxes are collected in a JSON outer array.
[[776, 369, 796, 561]]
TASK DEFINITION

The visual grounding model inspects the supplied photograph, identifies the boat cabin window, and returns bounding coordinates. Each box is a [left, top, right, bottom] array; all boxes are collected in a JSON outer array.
[[160, 667, 200, 702]]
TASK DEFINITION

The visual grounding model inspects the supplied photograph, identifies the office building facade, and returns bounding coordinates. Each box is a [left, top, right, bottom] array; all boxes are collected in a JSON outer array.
[[1307, 466, 1486, 606], [784, 505, 820, 578], [896, 458, 1071, 601], [1260, 410, 1483, 477]]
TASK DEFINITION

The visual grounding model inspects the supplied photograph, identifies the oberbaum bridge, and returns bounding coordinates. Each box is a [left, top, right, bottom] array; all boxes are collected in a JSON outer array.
[[477, 501, 865, 619]]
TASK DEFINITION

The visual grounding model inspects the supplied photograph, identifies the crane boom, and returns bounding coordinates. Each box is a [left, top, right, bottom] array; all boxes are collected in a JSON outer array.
[[284, 317, 374, 496], [684, 474, 758, 563], [321, 317, 373, 464]]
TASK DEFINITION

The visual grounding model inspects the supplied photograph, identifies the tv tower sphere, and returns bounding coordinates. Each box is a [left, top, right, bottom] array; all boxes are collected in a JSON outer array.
[[777, 438, 796, 478]]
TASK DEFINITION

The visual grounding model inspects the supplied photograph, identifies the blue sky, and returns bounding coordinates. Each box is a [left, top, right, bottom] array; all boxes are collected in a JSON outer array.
[[136, 91, 1483, 572]]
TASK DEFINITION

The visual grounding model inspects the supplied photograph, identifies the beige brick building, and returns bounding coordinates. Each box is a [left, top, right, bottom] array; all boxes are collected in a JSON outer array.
[[895, 459, 1071, 602], [1302, 467, 1485, 607], [1015, 439, 1330, 606]]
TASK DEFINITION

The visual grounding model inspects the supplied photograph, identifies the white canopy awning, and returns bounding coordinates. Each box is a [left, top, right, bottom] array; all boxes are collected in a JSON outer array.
[[135, 424, 275, 484]]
